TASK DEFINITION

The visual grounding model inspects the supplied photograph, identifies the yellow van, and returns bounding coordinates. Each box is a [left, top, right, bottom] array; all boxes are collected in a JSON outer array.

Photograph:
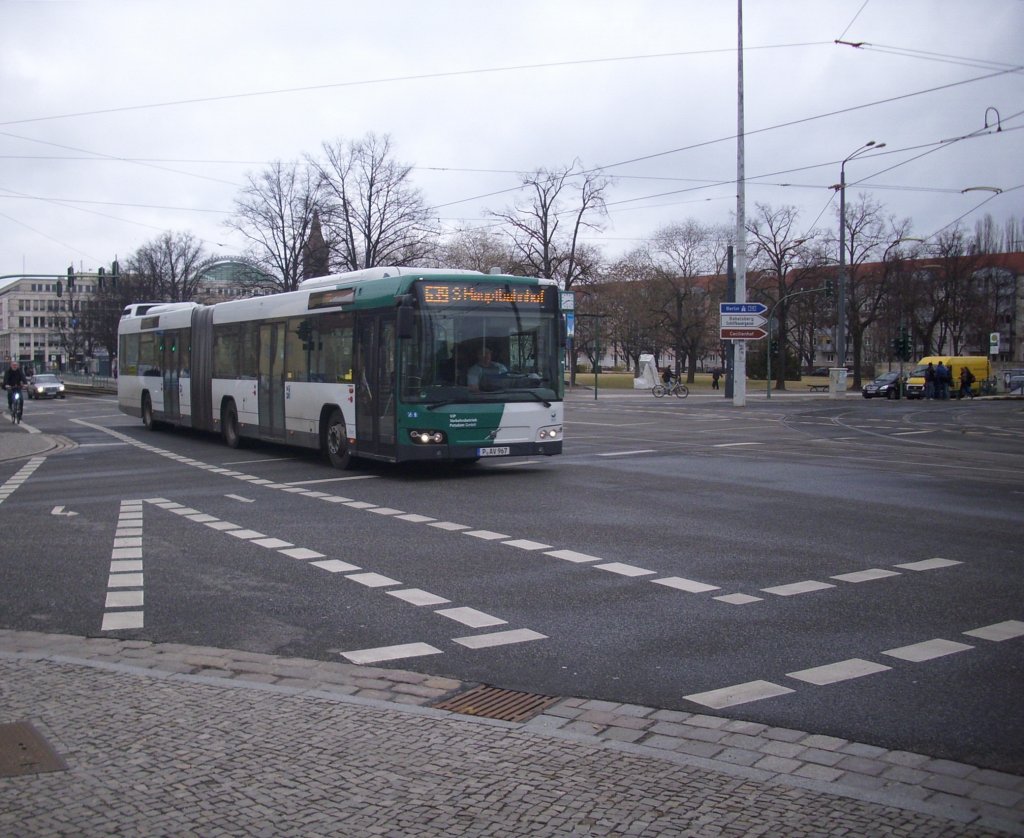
[[904, 356, 991, 399]]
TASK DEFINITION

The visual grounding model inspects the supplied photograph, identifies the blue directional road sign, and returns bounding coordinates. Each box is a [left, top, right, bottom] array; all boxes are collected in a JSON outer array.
[[720, 303, 768, 314]]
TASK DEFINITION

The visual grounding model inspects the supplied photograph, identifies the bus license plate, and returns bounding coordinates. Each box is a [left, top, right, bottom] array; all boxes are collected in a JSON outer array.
[[478, 446, 510, 457]]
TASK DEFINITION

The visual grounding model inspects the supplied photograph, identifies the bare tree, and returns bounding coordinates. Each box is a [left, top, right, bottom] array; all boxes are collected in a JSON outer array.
[[649, 220, 719, 383], [746, 204, 821, 389], [833, 195, 909, 387], [439, 228, 514, 273], [226, 159, 327, 292], [490, 162, 608, 288], [931, 226, 986, 355], [82, 267, 150, 358], [315, 133, 436, 271], [127, 231, 215, 302], [600, 249, 662, 374]]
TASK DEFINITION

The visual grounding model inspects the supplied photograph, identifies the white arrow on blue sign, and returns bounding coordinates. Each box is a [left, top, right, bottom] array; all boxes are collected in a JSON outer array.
[[720, 303, 768, 314]]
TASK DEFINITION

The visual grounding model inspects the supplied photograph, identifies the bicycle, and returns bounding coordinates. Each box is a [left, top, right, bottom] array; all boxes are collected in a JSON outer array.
[[9, 388, 24, 424], [652, 379, 689, 398]]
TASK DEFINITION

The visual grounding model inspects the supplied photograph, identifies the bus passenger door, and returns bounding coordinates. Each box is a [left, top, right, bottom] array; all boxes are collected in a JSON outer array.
[[161, 332, 180, 421], [354, 315, 396, 460], [258, 322, 286, 439]]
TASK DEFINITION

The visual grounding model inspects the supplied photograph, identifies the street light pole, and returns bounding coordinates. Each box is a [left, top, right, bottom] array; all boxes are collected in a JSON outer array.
[[835, 140, 884, 370]]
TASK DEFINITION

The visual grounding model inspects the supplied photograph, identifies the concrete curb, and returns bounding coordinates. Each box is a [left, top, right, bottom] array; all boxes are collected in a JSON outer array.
[[1, 631, 1020, 835]]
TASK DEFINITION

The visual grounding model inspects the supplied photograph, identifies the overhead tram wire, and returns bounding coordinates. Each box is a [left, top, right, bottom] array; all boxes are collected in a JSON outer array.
[[0, 42, 830, 128], [429, 63, 1022, 216], [0, 130, 243, 187]]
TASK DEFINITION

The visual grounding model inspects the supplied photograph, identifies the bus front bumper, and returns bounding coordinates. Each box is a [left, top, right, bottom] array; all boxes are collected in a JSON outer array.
[[401, 440, 563, 461]]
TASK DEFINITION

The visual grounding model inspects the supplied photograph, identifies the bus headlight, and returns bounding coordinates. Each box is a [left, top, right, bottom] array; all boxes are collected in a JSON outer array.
[[536, 425, 562, 441], [409, 430, 446, 444]]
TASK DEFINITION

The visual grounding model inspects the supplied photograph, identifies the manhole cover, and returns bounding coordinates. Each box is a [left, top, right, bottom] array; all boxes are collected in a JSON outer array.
[[0, 721, 67, 777], [432, 684, 559, 722]]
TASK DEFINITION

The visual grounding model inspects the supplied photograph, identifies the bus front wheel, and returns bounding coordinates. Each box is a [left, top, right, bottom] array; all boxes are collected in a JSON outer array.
[[324, 409, 352, 469], [142, 394, 158, 431], [222, 401, 241, 449]]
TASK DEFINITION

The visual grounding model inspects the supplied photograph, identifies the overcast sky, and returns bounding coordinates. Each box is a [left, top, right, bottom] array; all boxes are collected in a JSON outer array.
[[1, 0, 1021, 279]]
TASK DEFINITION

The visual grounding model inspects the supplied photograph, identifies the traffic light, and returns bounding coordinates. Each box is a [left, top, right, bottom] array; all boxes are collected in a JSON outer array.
[[98, 266, 105, 290], [899, 332, 912, 362], [770, 339, 779, 356], [824, 279, 834, 299], [67, 265, 75, 291]]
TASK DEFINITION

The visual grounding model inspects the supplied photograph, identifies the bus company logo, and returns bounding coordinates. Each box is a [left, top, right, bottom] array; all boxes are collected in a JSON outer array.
[[449, 416, 478, 428]]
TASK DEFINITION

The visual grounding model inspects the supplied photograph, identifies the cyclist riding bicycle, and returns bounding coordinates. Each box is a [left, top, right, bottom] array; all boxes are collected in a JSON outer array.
[[3, 359, 29, 415]]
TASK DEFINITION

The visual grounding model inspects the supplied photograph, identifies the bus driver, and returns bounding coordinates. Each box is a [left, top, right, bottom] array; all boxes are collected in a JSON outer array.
[[467, 347, 507, 391]]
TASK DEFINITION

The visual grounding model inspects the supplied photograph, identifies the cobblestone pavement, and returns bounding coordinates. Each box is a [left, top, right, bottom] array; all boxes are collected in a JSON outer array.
[[1, 631, 1020, 837]]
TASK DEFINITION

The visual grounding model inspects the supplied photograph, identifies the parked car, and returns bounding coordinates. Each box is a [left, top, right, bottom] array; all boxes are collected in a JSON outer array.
[[28, 373, 66, 399], [862, 371, 902, 399]]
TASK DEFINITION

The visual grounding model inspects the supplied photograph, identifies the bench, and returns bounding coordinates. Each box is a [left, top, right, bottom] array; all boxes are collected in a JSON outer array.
[[806, 384, 829, 393]]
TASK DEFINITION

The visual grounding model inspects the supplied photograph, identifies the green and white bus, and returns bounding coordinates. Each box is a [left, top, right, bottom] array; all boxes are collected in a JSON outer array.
[[117, 267, 565, 467]]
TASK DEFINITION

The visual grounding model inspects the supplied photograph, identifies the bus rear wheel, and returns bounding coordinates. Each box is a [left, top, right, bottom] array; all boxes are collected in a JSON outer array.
[[222, 401, 241, 449], [324, 409, 352, 469]]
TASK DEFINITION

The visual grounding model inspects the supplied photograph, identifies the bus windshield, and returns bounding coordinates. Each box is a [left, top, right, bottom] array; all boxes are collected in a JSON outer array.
[[400, 280, 562, 405]]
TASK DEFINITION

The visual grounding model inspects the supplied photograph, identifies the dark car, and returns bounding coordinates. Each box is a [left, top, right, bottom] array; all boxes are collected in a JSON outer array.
[[862, 371, 902, 399], [28, 373, 66, 399]]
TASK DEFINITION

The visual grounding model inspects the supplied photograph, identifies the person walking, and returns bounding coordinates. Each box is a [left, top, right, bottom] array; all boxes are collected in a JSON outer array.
[[711, 369, 721, 390], [959, 366, 975, 399], [924, 363, 936, 399], [935, 361, 950, 400]]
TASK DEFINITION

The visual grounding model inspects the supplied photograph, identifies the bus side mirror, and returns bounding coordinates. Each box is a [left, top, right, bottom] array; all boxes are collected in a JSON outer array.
[[397, 303, 414, 339]]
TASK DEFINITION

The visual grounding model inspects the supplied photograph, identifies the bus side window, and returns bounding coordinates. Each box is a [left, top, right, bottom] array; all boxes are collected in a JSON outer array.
[[213, 324, 239, 378], [286, 317, 311, 382], [239, 323, 258, 380], [316, 312, 353, 383], [139, 333, 160, 376]]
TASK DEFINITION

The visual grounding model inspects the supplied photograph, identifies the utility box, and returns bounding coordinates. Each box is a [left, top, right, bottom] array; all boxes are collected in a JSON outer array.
[[829, 367, 848, 398]]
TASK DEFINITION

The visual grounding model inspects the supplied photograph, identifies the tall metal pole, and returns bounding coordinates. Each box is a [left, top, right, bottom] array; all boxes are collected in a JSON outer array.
[[836, 163, 847, 368], [835, 141, 883, 370], [733, 0, 747, 406], [725, 245, 735, 399]]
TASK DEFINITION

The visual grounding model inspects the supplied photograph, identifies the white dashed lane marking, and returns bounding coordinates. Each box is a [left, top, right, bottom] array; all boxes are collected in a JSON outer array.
[[881, 638, 974, 662], [341, 643, 443, 664], [84, 423, 975, 658], [113, 495, 546, 662], [0, 456, 45, 505], [786, 658, 891, 685], [684, 621, 1020, 709], [685, 680, 795, 709], [101, 499, 145, 631]]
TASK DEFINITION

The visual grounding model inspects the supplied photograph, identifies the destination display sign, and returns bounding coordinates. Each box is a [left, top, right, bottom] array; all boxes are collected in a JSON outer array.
[[420, 283, 547, 307]]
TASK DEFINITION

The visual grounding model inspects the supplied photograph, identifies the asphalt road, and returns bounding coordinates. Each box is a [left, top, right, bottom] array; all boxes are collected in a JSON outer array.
[[2, 388, 1022, 774]]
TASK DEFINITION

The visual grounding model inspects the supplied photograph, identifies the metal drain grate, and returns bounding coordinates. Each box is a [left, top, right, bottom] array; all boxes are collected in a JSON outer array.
[[432, 684, 559, 722], [0, 721, 67, 777]]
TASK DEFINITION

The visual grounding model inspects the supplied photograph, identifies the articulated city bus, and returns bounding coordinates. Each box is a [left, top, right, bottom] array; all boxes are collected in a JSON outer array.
[[117, 267, 564, 467]]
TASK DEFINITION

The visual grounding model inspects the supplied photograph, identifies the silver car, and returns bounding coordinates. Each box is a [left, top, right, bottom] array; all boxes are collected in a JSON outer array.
[[28, 373, 66, 399]]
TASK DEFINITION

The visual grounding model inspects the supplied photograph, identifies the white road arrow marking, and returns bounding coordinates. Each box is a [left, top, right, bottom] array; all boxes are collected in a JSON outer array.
[[51, 505, 78, 517]]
